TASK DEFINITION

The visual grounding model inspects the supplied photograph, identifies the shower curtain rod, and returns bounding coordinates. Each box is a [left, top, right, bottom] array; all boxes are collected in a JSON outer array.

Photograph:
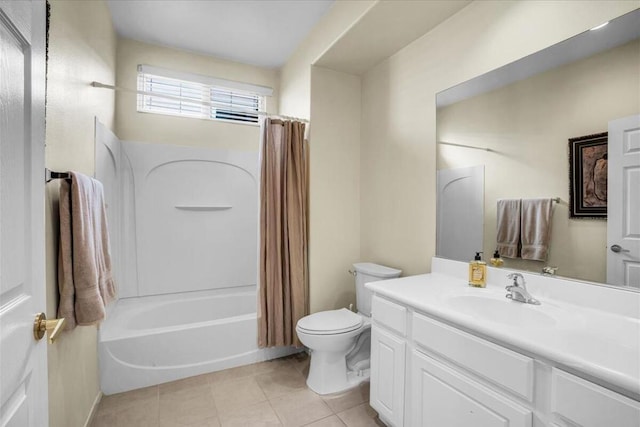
[[437, 141, 493, 152], [91, 81, 309, 123]]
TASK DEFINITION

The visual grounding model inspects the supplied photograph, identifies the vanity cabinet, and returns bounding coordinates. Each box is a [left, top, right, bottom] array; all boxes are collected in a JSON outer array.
[[370, 325, 406, 426], [369, 294, 640, 427], [550, 368, 640, 427], [411, 350, 531, 427]]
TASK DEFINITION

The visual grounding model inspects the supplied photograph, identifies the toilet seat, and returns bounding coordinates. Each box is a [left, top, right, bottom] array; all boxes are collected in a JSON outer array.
[[297, 308, 363, 335]]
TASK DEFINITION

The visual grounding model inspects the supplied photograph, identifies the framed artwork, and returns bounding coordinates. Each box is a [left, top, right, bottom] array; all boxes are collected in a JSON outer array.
[[568, 132, 608, 219]]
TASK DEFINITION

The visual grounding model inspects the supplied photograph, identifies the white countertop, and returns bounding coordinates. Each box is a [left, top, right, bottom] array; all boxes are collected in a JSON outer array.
[[365, 271, 640, 397]]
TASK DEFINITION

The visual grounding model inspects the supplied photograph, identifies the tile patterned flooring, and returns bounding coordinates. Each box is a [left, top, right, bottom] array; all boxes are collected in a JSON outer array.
[[91, 353, 384, 427]]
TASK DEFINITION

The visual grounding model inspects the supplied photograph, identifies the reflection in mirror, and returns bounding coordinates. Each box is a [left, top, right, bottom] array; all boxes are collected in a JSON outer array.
[[436, 9, 640, 290]]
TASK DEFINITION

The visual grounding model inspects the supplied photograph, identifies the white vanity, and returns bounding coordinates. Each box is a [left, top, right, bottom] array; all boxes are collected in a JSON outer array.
[[365, 258, 640, 427]]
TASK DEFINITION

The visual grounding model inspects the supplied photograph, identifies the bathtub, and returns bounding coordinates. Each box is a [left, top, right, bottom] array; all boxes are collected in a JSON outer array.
[[99, 286, 296, 395]]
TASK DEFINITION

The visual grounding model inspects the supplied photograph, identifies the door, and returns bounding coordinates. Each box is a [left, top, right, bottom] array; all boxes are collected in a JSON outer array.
[[0, 1, 47, 426], [607, 115, 640, 288], [370, 325, 405, 427], [437, 165, 484, 262], [411, 350, 531, 427]]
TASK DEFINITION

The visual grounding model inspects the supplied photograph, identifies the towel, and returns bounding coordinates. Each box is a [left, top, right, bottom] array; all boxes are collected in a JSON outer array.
[[496, 199, 521, 258], [58, 172, 116, 329], [521, 198, 554, 261]]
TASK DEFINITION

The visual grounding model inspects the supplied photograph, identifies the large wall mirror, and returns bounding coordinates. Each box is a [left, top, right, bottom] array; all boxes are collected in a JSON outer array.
[[436, 9, 640, 290]]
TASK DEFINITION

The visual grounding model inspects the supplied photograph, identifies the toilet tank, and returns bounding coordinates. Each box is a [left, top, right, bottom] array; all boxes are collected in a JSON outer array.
[[354, 263, 402, 317]]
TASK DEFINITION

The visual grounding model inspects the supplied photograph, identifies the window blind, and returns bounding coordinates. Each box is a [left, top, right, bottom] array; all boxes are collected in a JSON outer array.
[[137, 68, 266, 124]]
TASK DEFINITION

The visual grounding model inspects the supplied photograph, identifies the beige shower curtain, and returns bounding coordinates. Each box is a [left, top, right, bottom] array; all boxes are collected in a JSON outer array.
[[258, 118, 309, 348]]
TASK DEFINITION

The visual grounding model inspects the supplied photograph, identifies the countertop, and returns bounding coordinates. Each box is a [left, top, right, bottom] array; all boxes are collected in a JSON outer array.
[[365, 272, 640, 398]]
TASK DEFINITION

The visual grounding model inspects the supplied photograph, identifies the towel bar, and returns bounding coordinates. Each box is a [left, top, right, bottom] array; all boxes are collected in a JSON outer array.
[[45, 168, 71, 182]]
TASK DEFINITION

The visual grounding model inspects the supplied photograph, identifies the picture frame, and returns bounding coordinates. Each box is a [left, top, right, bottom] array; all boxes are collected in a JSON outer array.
[[568, 132, 608, 219]]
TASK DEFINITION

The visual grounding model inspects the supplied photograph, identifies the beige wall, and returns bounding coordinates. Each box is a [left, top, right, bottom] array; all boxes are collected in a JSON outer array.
[[360, 1, 639, 277], [279, 0, 374, 119], [45, 1, 117, 426], [115, 38, 279, 151], [279, 1, 373, 313], [437, 40, 640, 283], [309, 66, 361, 312]]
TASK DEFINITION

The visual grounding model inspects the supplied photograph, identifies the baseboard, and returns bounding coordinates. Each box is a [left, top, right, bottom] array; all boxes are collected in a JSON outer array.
[[83, 391, 103, 427]]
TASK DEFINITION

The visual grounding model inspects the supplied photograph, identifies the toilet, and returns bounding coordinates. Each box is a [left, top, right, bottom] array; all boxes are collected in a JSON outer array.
[[296, 262, 401, 395]]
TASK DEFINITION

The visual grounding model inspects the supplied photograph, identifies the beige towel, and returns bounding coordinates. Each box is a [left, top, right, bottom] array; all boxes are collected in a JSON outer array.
[[58, 172, 116, 329], [521, 198, 554, 261], [496, 199, 521, 258]]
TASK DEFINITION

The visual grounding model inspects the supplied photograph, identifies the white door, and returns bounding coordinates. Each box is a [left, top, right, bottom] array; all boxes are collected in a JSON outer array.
[[0, 1, 48, 426], [370, 325, 405, 427], [411, 350, 531, 427], [437, 165, 484, 262], [607, 115, 640, 288]]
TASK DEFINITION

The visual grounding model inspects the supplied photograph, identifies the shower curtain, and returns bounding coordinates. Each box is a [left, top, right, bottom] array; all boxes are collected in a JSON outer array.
[[258, 118, 309, 348]]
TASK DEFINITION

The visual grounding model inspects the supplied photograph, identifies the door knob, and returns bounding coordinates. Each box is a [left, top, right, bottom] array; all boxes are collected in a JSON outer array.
[[33, 313, 66, 343], [610, 244, 630, 253]]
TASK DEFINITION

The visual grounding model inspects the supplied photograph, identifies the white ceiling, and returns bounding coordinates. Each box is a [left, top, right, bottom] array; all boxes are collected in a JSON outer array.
[[106, 0, 334, 69]]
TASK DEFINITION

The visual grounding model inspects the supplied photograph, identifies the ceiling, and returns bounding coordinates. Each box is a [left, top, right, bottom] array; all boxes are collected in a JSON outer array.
[[315, 0, 471, 75], [106, 0, 334, 69]]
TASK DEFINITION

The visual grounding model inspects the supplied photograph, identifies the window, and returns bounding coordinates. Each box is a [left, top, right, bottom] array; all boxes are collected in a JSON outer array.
[[137, 65, 271, 125]]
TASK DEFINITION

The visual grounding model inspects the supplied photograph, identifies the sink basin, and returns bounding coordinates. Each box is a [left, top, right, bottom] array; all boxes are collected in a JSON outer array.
[[446, 295, 557, 328]]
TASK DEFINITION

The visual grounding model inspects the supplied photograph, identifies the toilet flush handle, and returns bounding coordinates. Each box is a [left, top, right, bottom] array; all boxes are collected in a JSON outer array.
[[348, 269, 357, 276]]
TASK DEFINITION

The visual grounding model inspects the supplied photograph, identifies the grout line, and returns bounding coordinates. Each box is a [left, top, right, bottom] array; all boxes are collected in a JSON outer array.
[[302, 414, 346, 426], [266, 399, 285, 426]]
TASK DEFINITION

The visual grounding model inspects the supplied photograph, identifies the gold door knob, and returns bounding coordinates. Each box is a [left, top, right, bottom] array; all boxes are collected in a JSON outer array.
[[33, 313, 66, 343]]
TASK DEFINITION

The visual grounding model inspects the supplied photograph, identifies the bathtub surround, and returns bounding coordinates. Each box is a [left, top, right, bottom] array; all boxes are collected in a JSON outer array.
[[115, 141, 260, 298], [95, 137, 298, 394], [259, 119, 310, 348], [57, 173, 116, 329], [45, 0, 117, 426]]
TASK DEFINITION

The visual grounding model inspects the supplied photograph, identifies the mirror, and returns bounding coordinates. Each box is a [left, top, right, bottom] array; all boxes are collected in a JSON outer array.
[[436, 9, 640, 290]]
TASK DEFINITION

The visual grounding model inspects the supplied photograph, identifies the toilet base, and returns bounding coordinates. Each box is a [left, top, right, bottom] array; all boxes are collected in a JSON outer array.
[[306, 349, 370, 395]]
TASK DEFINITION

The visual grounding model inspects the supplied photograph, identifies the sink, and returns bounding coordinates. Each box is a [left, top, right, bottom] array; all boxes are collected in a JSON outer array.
[[446, 295, 557, 328]]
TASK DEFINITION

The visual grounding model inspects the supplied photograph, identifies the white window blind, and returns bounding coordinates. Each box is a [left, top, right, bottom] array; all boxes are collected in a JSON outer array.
[[137, 66, 268, 124]]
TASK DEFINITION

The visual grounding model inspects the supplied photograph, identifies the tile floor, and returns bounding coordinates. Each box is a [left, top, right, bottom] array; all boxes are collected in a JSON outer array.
[[91, 353, 384, 427]]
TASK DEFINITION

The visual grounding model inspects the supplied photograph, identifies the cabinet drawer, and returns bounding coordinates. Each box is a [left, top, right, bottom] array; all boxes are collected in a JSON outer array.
[[551, 368, 640, 427], [412, 312, 534, 401], [372, 295, 407, 336], [412, 350, 532, 427]]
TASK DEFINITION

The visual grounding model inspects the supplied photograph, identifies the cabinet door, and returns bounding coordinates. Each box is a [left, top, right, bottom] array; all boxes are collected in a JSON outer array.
[[370, 325, 406, 426], [551, 368, 640, 427], [411, 350, 531, 427]]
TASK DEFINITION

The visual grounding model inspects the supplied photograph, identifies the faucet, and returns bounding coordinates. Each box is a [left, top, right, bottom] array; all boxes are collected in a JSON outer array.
[[505, 273, 540, 305]]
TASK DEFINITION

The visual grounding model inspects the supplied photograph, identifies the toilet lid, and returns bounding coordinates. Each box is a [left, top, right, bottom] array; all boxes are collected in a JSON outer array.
[[297, 308, 363, 335]]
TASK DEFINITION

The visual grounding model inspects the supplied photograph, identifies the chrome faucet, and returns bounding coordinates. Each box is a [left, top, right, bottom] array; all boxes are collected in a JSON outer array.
[[505, 273, 540, 305]]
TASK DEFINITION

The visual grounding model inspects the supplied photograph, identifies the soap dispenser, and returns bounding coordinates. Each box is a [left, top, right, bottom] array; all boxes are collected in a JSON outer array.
[[469, 252, 487, 288], [490, 249, 504, 267]]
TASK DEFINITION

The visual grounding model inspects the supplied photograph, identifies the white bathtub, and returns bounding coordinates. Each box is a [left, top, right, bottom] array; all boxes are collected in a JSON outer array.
[[99, 286, 296, 395]]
